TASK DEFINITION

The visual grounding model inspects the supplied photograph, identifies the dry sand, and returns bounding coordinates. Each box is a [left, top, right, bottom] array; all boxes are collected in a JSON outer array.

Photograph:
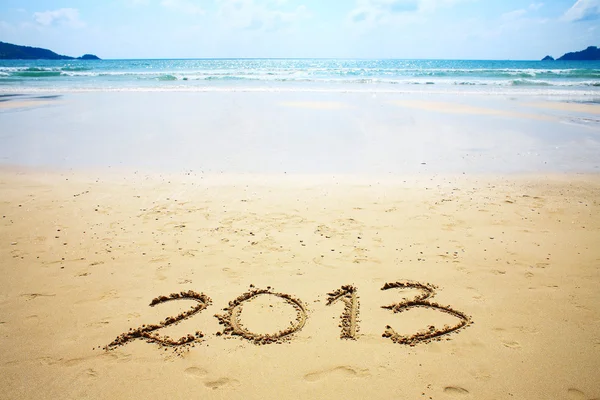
[[1, 168, 599, 399]]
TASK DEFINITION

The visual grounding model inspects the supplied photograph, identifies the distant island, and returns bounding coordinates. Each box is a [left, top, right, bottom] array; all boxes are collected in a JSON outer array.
[[0, 41, 100, 60], [542, 46, 600, 61]]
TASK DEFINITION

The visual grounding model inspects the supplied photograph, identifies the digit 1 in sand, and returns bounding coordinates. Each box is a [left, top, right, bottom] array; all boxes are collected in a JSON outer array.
[[326, 285, 360, 340]]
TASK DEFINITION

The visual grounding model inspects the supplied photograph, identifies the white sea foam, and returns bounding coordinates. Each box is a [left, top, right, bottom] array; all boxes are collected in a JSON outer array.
[[1, 59, 599, 98], [0, 84, 598, 100]]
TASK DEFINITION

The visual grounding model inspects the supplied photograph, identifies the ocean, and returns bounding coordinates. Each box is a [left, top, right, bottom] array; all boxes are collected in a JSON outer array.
[[1, 58, 599, 95]]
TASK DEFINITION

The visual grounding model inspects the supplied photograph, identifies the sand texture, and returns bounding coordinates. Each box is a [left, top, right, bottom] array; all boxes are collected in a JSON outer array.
[[0, 170, 599, 399]]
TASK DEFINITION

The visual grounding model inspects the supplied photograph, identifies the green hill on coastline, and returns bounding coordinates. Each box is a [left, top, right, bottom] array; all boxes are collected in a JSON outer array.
[[542, 46, 600, 61], [0, 41, 100, 60], [557, 46, 600, 61]]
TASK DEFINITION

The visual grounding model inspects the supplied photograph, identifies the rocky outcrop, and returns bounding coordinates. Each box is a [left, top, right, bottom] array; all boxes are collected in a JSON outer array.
[[557, 46, 600, 61], [78, 54, 101, 60], [0, 41, 100, 60]]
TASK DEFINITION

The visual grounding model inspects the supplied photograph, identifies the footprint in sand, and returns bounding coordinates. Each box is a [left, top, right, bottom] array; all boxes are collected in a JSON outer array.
[[150, 256, 170, 264], [63, 357, 87, 367], [466, 287, 484, 301], [443, 386, 470, 396], [567, 389, 586, 399], [38, 357, 87, 367], [100, 290, 118, 300], [566, 388, 599, 400], [85, 368, 98, 378], [38, 357, 60, 366], [203, 377, 240, 390], [303, 366, 370, 382], [86, 319, 110, 328], [517, 326, 539, 335], [24, 315, 39, 326], [502, 340, 521, 349], [184, 367, 208, 378], [21, 293, 55, 301], [101, 351, 132, 363]]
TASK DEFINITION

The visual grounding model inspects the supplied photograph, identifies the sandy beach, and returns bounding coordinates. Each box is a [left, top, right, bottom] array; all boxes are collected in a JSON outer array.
[[1, 91, 600, 399]]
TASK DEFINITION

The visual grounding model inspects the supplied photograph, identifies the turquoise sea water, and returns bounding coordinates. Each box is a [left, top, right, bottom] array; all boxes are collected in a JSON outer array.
[[1, 58, 599, 93]]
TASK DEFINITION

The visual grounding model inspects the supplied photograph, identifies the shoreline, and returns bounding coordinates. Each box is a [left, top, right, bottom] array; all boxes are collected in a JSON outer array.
[[2, 162, 600, 182], [1, 85, 599, 97]]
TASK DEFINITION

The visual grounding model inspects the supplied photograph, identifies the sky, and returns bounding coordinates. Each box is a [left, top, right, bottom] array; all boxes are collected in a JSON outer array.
[[0, 0, 599, 59]]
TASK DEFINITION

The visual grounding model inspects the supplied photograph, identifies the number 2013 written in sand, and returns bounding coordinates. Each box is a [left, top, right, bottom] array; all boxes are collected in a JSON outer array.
[[105, 281, 472, 352]]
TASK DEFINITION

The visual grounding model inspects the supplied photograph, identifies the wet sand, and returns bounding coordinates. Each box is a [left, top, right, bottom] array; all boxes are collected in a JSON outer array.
[[0, 91, 598, 173], [528, 101, 600, 115]]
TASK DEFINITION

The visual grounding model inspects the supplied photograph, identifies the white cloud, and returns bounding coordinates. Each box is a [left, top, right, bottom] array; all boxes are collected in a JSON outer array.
[[0, 20, 15, 32], [564, 0, 600, 22], [348, 0, 473, 27], [501, 8, 527, 21], [33, 8, 85, 28], [123, 0, 149, 5], [217, 0, 309, 31], [418, 0, 476, 12], [500, 3, 544, 23], [161, 0, 205, 15], [529, 3, 544, 11], [493, 3, 549, 39], [348, 0, 421, 28], [356, 0, 419, 14]]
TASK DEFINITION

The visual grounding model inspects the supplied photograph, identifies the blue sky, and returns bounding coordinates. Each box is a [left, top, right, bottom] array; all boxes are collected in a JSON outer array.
[[0, 0, 599, 59]]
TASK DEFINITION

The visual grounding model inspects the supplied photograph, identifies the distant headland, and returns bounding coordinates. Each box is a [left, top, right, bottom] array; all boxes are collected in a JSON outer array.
[[542, 46, 600, 61], [0, 41, 100, 60]]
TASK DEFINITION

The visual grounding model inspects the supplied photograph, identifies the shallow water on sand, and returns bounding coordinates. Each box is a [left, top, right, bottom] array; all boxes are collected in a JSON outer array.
[[0, 91, 599, 173]]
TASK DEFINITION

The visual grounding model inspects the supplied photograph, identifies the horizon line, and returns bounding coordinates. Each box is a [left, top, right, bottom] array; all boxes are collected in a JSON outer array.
[[55, 57, 567, 62]]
